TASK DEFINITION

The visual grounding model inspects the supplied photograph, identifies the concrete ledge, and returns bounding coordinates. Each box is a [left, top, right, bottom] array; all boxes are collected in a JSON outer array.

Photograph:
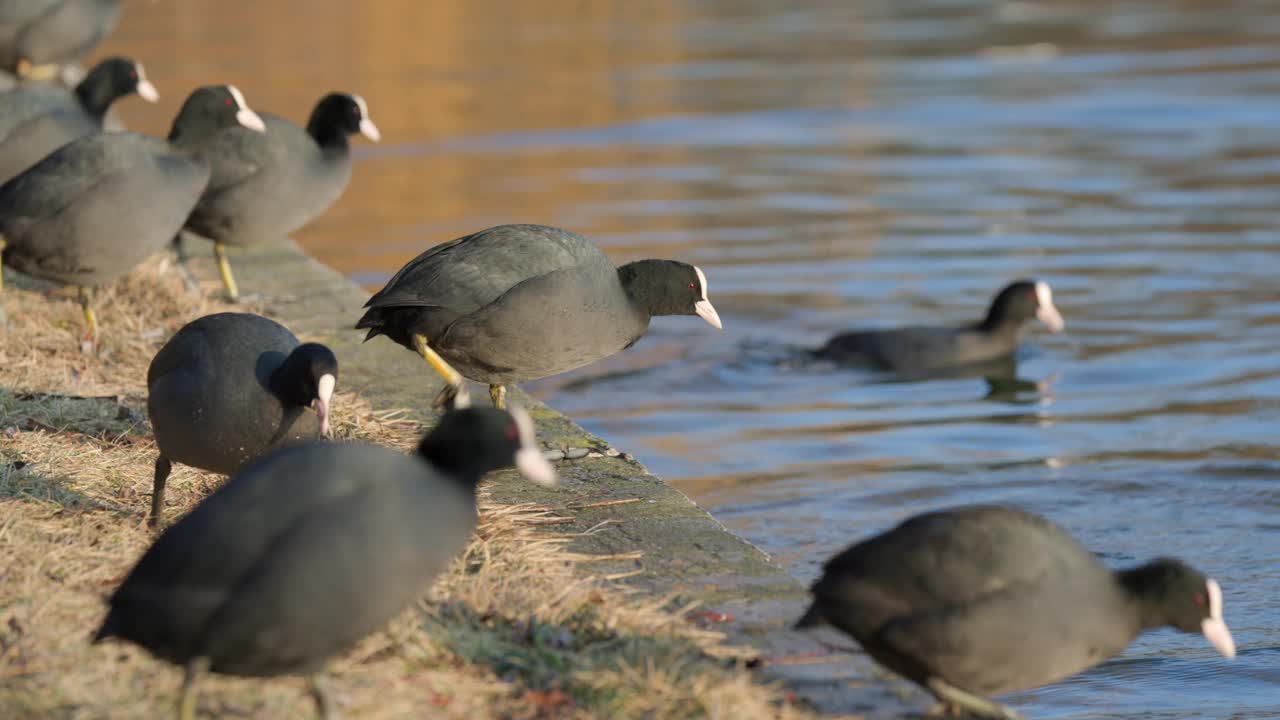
[[193, 238, 912, 718]]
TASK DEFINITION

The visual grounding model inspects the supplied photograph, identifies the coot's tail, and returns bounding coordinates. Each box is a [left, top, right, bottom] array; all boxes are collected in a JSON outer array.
[[92, 611, 118, 643], [354, 308, 384, 341], [794, 602, 825, 629]]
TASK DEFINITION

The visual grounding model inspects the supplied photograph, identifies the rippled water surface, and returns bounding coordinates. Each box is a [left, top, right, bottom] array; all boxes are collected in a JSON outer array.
[[114, 1, 1279, 716]]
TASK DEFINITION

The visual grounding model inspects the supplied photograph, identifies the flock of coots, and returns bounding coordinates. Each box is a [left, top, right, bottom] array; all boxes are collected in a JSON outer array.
[[0, 4, 1236, 720]]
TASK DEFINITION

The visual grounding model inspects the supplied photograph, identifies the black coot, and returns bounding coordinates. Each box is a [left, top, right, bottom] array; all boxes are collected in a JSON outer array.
[[0, 56, 157, 183], [95, 405, 557, 719], [0, 0, 123, 77], [178, 92, 379, 301], [797, 505, 1235, 719], [0, 85, 264, 337], [816, 279, 1064, 373], [356, 223, 722, 409], [146, 312, 338, 527]]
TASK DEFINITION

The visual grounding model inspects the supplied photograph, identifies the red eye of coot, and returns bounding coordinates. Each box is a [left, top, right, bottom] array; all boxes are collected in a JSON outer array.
[[688, 282, 696, 291], [224, 98, 233, 107], [505, 424, 519, 442], [1194, 593, 1206, 607]]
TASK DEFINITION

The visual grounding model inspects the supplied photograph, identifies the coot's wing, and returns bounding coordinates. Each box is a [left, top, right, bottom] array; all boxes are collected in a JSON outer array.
[[198, 464, 476, 673], [97, 444, 382, 658], [193, 122, 276, 196], [812, 506, 1089, 627], [877, 579, 1095, 695], [365, 224, 606, 315], [0, 131, 161, 223]]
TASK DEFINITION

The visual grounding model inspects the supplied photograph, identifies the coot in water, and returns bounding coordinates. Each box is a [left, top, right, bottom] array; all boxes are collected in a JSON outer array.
[[0, 85, 264, 337], [146, 312, 338, 527], [177, 92, 380, 301], [357, 223, 722, 408], [797, 505, 1235, 719], [95, 405, 555, 719], [816, 279, 1064, 373], [0, 56, 157, 183]]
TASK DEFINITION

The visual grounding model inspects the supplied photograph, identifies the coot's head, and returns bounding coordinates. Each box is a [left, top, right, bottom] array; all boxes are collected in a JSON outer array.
[[983, 279, 1064, 334], [75, 57, 159, 116], [273, 343, 339, 437], [1121, 558, 1235, 658], [618, 260, 722, 329], [417, 405, 557, 487], [168, 84, 265, 143], [307, 92, 381, 145]]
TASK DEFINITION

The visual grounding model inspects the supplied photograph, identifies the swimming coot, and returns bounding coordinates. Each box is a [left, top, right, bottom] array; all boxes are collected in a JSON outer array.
[[95, 406, 556, 719], [816, 279, 1064, 373], [0, 85, 264, 337], [797, 505, 1235, 719], [0, 56, 157, 183], [146, 312, 338, 527], [356, 223, 722, 409], [178, 92, 379, 301]]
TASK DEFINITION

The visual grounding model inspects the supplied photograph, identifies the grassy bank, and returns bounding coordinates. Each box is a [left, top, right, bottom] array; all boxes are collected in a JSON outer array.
[[0, 262, 820, 718]]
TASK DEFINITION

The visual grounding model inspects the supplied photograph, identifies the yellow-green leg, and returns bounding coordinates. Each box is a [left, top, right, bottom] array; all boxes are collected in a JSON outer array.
[[308, 673, 334, 720], [412, 334, 470, 409], [926, 677, 1023, 720], [15, 58, 61, 80], [489, 384, 507, 409], [214, 242, 239, 301], [178, 657, 209, 720], [78, 286, 98, 338]]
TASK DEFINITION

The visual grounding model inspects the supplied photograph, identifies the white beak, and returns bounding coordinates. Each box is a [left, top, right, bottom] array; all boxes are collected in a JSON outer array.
[[313, 373, 336, 438], [359, 117, 381, 142], [226, 85, 265, 132], [136, 80, 160, 102], [1034, 280, 1065, 333], [695, 299, 722, 329], [133, 63, 159, 102], [509, 405, 557, 486], [1202, 579, 1236, 658]]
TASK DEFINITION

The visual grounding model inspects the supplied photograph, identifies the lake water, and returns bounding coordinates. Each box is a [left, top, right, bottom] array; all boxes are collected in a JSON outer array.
[[110, 0, 1279, 716]]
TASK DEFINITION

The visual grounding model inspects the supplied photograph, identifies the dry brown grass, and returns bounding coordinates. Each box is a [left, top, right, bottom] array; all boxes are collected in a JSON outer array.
[[0, 266, 814, 719]]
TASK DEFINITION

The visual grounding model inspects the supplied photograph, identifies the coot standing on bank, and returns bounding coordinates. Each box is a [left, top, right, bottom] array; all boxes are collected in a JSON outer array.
[[95, 406, 556, 719], [177, 92, 380, 301], [357, 223, 722, 409], [0, 85, 264, 337], [797, 505, 1235, 719], [146, 312, 338, 527], [0, 56, 158, 183]]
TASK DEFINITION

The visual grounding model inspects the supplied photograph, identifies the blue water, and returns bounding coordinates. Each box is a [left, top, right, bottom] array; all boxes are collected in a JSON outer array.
[[118, 0, 1280, 716]]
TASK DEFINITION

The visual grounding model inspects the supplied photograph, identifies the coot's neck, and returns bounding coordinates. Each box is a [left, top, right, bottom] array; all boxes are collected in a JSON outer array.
[[617, 260, 680, 319], [306, 111, 350, 152], [74, 75, 115, 121], [268, 362, 313, 409], [975, 311, 1025, 339], [1116, 564, 1174, 630], [415, 441, 497, 490]]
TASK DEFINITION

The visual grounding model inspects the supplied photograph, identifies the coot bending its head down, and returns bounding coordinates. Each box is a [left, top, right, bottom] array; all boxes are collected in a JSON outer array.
[[797, 505, 1234, 719], [95, 406, 556, 719], [357, 223, 722, 409], [146, 312, 338, 527], [816, 279, 1064, 374]]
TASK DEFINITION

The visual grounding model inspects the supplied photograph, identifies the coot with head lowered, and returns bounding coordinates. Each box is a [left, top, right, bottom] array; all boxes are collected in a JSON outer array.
[[357, 223, 722, 409]]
